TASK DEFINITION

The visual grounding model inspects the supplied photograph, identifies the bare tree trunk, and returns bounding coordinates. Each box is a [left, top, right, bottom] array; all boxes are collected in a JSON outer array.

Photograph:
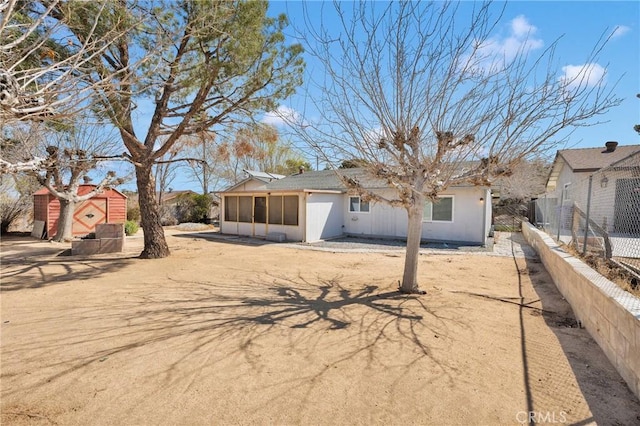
[[401, 202, 425, 294], [53, 199, 75, 242], [136, 163, 170, 259]]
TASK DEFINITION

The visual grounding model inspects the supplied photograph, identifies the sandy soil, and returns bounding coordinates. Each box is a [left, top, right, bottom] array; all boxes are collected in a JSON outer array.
[[1, 231, 639, 425]]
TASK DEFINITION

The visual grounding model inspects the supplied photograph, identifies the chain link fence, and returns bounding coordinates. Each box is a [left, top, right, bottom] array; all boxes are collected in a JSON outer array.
[[533, 151, 640, 278], [493, 201, 529, 231]]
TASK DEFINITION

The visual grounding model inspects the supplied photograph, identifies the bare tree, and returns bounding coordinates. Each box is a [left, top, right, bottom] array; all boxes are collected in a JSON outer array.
[[222, 124, 311, 180], [292, 2, 621, 293], [0, 172, 39, 234], [154, 140, 186, 205], [3, 119, 123, 241], [495, 158, 550, 202], [181, 126, 219, 195]]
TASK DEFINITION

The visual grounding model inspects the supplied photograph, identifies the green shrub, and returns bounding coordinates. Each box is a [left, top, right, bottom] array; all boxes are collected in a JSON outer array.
[[124, 220, 139, 236], [175, 193, 212, 223], [191, 194, 213, 223]]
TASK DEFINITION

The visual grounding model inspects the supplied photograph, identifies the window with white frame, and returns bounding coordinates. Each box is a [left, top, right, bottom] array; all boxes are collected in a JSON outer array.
[[423, 196, 453, 222], [349, 196, 370, 213]]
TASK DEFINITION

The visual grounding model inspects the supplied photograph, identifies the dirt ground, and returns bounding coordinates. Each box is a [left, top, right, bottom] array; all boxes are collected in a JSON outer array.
[[1, 231, 639, 425]]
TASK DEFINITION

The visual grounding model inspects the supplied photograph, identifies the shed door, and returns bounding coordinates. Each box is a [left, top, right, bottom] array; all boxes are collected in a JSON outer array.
[[73, 199, 107, 235]]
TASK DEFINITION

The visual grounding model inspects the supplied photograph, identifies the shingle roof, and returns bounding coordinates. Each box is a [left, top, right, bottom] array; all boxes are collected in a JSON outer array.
[[557, 144, 640, 171], [264, 168, 387, 191], [546, 143, 640, 191]]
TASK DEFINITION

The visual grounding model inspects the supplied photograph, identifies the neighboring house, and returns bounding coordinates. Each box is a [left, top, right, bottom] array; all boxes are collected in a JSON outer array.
[[33, 184, 127, 238], [128, 189, 222, 223], [157, 189, 198, 208], [159, 190, 222, 223], [543, 141, 640, 236], [219, 168, 492, 245]]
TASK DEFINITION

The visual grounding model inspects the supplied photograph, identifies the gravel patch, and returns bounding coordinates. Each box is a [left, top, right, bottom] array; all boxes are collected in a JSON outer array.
[[188, 230, 538, 259]]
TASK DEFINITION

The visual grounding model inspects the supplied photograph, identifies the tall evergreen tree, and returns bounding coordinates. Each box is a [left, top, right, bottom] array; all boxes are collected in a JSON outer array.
[[23, 0, 304, 257]]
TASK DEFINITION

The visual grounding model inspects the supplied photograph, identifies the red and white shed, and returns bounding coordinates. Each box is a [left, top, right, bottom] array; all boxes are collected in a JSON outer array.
[[33, 185, 127, 238]]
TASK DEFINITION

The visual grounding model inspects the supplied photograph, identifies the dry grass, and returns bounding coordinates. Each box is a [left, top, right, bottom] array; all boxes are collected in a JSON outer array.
[[566, 244, 640, 298]]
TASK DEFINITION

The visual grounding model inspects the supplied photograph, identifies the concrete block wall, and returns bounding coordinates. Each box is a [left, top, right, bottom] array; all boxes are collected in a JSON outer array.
[[95, 223, 124, 239], [72, 223, 125, 255], [99, 237, 124, 253], [522, 223, 640, 399], [71, 239, 101, 256]]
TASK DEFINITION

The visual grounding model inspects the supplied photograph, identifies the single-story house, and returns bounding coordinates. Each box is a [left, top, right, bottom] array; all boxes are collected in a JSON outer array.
[[219, 168, 492, 245], [33, 184, 127, 238], [543, 141, 640, 236]]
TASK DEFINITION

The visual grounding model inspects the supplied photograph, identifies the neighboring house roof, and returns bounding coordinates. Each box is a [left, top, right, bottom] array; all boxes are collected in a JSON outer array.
[[546, 143, 640, 191], [159, 190, 198, 204]]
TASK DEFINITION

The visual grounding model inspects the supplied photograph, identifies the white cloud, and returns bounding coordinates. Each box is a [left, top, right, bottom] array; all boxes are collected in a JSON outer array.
[[611, 25, 630, 38], [261, 105, 300, 127], [560, 63, 607, 88], [510, 15, 536, 38], [467, 15, 544, 72]]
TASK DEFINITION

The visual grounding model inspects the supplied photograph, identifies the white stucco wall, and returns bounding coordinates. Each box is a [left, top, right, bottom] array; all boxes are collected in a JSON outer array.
[[483, 188, 492, 238], [342, 187, 490, 244], [220, 220, 253, 237], [305, 193, 344, 242], [421, 187, 488, 244]]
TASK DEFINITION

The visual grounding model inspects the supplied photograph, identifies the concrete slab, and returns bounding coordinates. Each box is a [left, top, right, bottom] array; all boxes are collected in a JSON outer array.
[[266, 232, 286, 243]]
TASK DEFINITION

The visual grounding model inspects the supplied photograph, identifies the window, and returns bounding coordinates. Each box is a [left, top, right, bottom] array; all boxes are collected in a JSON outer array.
[[349, 196, 370, 213], [268, 195, 283, 224], [283, 196, 299, 225], [423, 196, 453, 222], [226, 194, 298, 225], [268, 195, 299, 225], [238, 196, 252, 223], [224, 196, 238, 221]]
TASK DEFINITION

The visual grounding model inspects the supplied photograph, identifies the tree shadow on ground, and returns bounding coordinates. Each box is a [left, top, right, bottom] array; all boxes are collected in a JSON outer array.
[[0, 236, 137, 291], [511, 236, 640, 425], [1, 271, 466, 406], [173, 231, 276, 247]]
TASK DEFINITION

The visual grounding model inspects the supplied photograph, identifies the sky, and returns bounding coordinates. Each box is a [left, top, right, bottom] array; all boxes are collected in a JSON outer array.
[[117, 1, 640, 191]]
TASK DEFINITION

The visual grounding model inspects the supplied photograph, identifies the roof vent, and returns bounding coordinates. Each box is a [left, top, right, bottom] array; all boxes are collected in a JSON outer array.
[[299, 166, 305, 174], [605, 141, 618, 152]]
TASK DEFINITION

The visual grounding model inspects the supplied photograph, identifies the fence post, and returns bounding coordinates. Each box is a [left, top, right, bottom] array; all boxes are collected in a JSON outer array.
[[582, 175, 593, 255], [557, 183, 569, 241]]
